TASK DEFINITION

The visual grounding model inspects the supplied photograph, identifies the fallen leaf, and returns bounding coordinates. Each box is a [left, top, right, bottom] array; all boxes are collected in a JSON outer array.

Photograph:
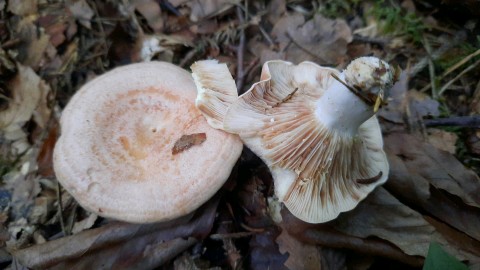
[[14, 17, 53, 69], [37, 122, 58, 178], [71, 213, 98, 234], [7, 0, 37, 16], [172, 133, 207, 155], [272, 13, 352, 65], [0, 64, 51, 130], [379, 72, 440, 126], [189, 0, 236, 22], [67, 0, 95, 29], [280, 207, 424, 267], [409, 90, 440, 119], [333, 187, 480, 264], [12, 196, 220, 269], [385, 132, 480, 241], [426, 128, 458, 154], [379, 71, 408, 124], [276, 225, 322, 270], [133, 0, 164, 32]]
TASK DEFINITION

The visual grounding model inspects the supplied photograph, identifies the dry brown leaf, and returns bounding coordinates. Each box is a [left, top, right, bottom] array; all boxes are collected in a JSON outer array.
[[189, 0, 237, 22], [134, 0, 164, 32], [379, 72, 439, 125], [12, 196, 220, 269], [272, 13, 352, 65], [0, 64, 51, 130], [71, 213, 98, 234], [276, 225, 322, 270], [67, 0, 95, 29], [408, 90, 440, 119], [379, 71, 408, 124], [280, 208, 424, 267], [14, 17, 53, 69], [385, 132, 480, 241], [426, 128, 458, 154], [7, 0, 37, 16], [333, 187, 479, 264], [37, 123, 58, 178]]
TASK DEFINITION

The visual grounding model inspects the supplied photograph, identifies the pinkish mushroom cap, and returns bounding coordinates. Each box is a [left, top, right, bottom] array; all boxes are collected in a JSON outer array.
[[54, 61, 243, 223]]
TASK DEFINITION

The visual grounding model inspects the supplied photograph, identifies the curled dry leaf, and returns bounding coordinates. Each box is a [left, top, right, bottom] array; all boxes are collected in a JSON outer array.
[[12, 196, 220, 269], [280, 205, 424, 267], [67, 0, 94, 29], [379, 71, 439, 125], [133, 0, 164, 32], [332, 187, 480, 265], [426, 128, 458, 154], [0, 64, 51, 130], [7, 0, 37, 16], [276, 225, 322, 270], [189, 0, 236, 22], [271, 13, 352, 65], [385, 132, 480, 242]]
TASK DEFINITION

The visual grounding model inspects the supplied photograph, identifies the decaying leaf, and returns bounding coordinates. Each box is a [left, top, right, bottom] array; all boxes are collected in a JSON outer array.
[[276, 225, 322, 270], [385, 132, 480, 243], [172, 133, 207, 155], [271, 13, 352, 65], [333, 187, 480, 264], [379, 72, 440, 126], [133, 0, 164, 32], [280, 207, 424, 267], [12, 196, 220, 269], [0, 65, 51, 130], [67, 0, 95, 29], [189, 0, 237, 22], [7, 0, 37, 16], [427, 128, 458, 154]]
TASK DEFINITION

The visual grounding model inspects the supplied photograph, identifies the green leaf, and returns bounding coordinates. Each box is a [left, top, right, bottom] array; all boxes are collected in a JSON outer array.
[[423, 242, 469, 270]]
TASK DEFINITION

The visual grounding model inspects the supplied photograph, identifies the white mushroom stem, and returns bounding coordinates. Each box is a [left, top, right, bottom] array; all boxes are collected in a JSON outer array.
[[314, 73, 374, 136]]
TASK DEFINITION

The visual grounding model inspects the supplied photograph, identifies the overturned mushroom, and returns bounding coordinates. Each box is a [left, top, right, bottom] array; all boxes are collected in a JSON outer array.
[[54, 62, 243, 223], [192, 57, 396, 223]]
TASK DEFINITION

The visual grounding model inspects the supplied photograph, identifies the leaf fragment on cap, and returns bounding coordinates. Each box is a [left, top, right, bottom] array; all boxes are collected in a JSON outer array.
[[172, 133, 207, 155]]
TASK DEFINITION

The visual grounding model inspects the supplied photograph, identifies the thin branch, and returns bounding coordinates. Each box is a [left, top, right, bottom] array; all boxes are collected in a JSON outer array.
[[420, 47, 480, 93], [423, 116, 480, 128], [235, 5, 246, 92], [438, 59, 480, 96]]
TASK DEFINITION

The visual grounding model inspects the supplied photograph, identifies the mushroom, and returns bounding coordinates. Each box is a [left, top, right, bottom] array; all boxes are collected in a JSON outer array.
[[53, 61, 243, 223], [191, 57, 397, 223]]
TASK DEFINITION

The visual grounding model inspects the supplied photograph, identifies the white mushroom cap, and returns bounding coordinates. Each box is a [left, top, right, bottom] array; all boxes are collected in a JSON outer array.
[[54, 62, 243, 223], [192, 57, 394, 223]]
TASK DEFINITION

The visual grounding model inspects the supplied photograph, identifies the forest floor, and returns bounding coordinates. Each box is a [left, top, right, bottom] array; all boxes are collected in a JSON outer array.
[[1, 0, 480, 269]]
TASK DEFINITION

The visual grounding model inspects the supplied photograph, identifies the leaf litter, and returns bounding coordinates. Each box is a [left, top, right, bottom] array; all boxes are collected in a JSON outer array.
[[0, 0, 480, 269]]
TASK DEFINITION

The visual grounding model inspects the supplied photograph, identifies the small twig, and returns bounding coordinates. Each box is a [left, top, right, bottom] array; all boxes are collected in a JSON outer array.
[[423, 116, 480, 128], [352, 34, 387, 47], [56, 182, 67, 236], [420, 47, 480, 93], [438, 59, 480, 96], [158, 0, 181, 16], [240, 222, 265, 233], [423, 35, 438, 99], [210, 231, 257, 240], [179, 48, 200, 68], [409, 31, 466, 78], [235, 6, 247, 93]]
